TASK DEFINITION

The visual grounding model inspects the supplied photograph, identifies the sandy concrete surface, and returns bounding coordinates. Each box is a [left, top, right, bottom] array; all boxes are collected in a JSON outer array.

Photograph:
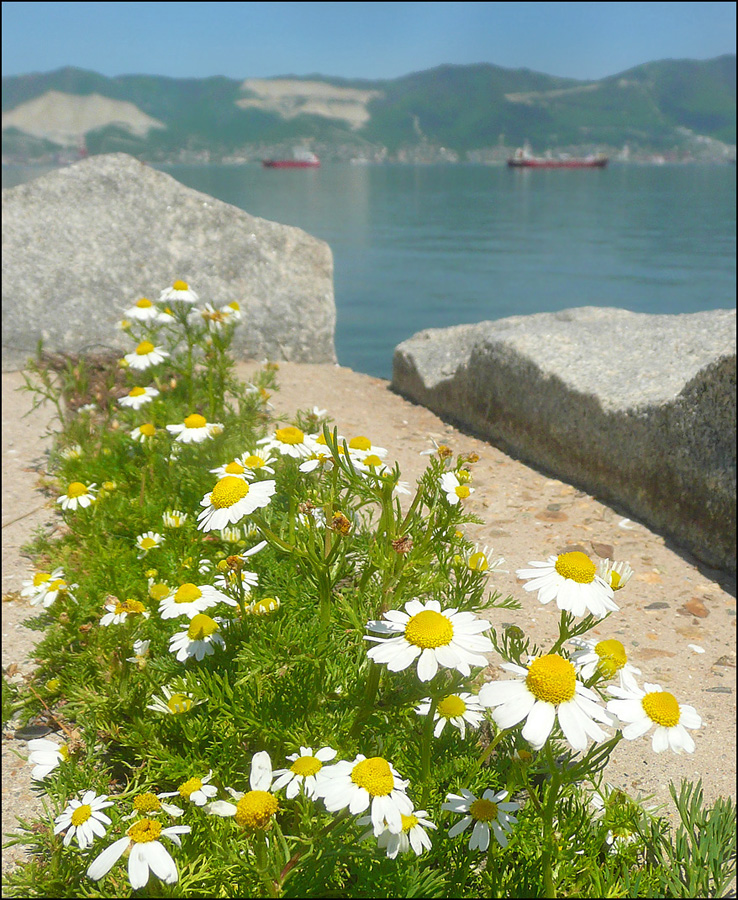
[[3, 363, 736, 879]]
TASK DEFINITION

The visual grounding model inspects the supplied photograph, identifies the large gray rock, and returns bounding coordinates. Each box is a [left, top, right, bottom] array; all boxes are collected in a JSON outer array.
[[393, 307, 736, 574], [1, 153, 336, 369]]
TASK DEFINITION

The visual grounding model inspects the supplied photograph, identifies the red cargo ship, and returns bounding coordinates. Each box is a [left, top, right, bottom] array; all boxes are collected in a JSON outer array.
[[262, 149, 320, 168]]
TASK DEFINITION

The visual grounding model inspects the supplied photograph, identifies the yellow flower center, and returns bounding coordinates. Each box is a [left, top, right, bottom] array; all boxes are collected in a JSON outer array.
[[454, 484, 471, 498], [70, 804, 92, 827], [136, 341, 155, 355], [555, 551, 596, 584], [184, 414, 207, 429], [140, 423, 156, 437], [609, 571, 623, 590], [641, 691, 681, 727], [150, 583, 170, 601], [178, 777, 203, 799], [127, 818, 162, 843], [136, 298, 153, 308], [187, 614, 219, 640], [174, 583, 203, 604], [349, 436, 372, 451], [172, 280, 189, 291], [468, 551, 488, 572], [133, 793, 162, 813], [228, 301, 240, 311], [47, 579, 67, 592], [225, 461, 245, 474], [251, 598, 279, 614], [469, 798, 498, 822], [210, 476, 250, 509], [404, 609, 454, 649], [67, 482, 88, 498], [526, 654, 577, 705], [594, 639, 628, 678], [291, 756, 322, 777], [363, 454, 383, 468], [33, 572, 51, 586], [129, 387, 146, 397], [401, 813, 419, 832], [437, 694, 467, 719], [122, 599, 147, 614], [243, 455, 265, 468], [351, 757, 394, 797], [235, 791, 279, 829], [59, 744, 70, 761], [140, 537, 158, 550], [275, 426, 305, 445], [166, 693, 194, 713]]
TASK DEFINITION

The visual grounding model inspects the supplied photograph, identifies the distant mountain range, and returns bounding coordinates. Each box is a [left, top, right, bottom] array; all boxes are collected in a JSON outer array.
[[2, 55, 735, 164]]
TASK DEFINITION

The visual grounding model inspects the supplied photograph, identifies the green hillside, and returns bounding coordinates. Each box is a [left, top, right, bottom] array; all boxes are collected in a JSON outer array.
[[2, 56, 734, 162]]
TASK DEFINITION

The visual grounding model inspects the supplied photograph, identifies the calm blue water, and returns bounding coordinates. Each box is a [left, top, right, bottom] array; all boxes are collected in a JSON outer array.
[[4, 163, 735, 379]]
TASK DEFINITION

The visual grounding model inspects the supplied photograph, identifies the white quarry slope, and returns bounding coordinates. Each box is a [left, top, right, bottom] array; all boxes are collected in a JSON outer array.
[[1, 91, 166, 146]]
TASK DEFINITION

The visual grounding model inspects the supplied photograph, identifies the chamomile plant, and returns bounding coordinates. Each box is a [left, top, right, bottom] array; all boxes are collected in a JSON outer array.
[[4, 283, 734, 900]]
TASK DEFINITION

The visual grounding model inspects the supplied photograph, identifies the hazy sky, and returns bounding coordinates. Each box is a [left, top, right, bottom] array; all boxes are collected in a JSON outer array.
[[2, 1, 736, 82]]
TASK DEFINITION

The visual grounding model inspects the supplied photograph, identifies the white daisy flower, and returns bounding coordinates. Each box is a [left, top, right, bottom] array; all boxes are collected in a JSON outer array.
[[439, 471, 474, 504], [197, 303, 236, 331], [147, 684, 204, 715], [136, 531, 164, 557], [478, 654, 612, 752], [162, 509, 188, 528], [569, 637, 641, 691], [57, 481, 97, 511], [168, 614, 226, 662], [160, 771, 218, 807], [239, 450, 276, 477], [272, 746, 337, 799], [54, 791, 113, 850], [124, 791, 183, 820], [210, 455, 256, 481], [59, 444, 83, 460], [598, 559, 635, 591], [158, 583, 234, 619], [207, 751, 279, 830], [158, 279, 199, 305], [119, 386, 160, 410], [86, 819, 191, 889], [463, 544, 506, 574], [345, 435, 388, 462], [166, 414, 223, 444], [197, 477, 277, 532], [21, 569, 74, 608], [123, 297, 164, 321], [124, 341, 170, 371], [315, 754, 413, 836], [100, 598, 150, 626], [606, 681, 702, 754], [130, 423, 157, 443], [364, 598, 494, 682], [298, 449, 335, 474], [258, 426, 316, 459], [27, 737, 69, 780], [250, 596, 281, 615], [516, 551, 618, 619], [213, 567, 259, 595], [416, 692, 487, 739], [360, 808, 436, 858], [218, 300, 242, 323], [126, 639, 151, 669], [442, 788, 520, 850]]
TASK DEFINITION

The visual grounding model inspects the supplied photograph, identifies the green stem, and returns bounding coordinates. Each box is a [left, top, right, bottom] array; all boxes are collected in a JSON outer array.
[[420, 697, 438, 806], [252, 832, 280, 897], [541, 742, 561, 898], [473, 727, 510, 774]]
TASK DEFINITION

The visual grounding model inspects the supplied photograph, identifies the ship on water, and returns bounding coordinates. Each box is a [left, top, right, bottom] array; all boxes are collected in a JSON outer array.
[[508, 146, 608, 169], [262, 148, 320, 169]]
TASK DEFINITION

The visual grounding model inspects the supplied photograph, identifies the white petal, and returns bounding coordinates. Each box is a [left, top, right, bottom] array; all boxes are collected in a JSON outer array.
[[87, 837, 130, 881], [128, 843, 152, 890], [652, 726, 670, 753], [521, 700, 556, 749], [250, 751, 272, 791], [557, 701, 587, 751], [470, 820, 490, 851], [416, 648, 439, 682], [622, 718, 653, 740], [143, 841, 179, 884], [448, 816, 472, 837]]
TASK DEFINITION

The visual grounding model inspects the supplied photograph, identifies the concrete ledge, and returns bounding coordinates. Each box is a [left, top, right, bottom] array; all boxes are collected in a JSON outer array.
[[392, 307, 736, 573]]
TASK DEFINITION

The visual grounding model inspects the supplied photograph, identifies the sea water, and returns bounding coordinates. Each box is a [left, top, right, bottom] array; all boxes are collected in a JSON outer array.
[[4, 162, 735, 379]]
